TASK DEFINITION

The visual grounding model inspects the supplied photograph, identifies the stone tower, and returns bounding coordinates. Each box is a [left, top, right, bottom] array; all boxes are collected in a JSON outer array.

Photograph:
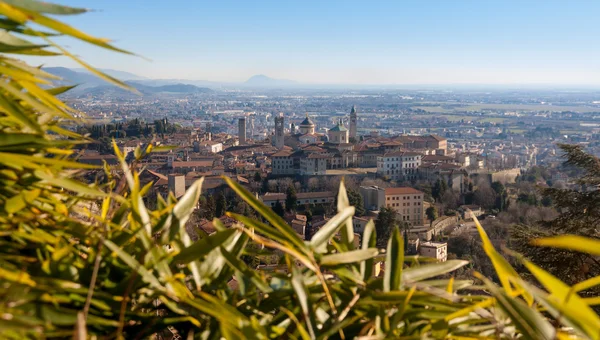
[[274, 113, 285, 149], [349, 105, 357, 140], [238, 118, 246, 145]]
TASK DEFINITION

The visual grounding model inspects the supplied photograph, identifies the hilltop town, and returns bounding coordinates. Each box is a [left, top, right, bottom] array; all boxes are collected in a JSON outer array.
[[69, 85, 600, 262]]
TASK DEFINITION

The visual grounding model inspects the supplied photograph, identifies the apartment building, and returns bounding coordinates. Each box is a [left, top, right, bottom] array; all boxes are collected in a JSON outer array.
[[384, 187, 424, 226], [376, 151, 422, 180], [271, 149, 295, 175]]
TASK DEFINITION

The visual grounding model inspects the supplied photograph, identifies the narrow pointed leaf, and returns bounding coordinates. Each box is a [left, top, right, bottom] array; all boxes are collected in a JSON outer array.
[[309, 206, 354, 252], [320, 248, 379, 266], [384, 228, 403, 292]]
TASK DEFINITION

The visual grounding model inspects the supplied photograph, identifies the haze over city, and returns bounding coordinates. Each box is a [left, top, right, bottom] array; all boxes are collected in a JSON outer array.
[[27, 0, 600, 85]]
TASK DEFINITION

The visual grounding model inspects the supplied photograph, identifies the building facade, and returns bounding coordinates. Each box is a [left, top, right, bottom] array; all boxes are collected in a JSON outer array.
[[271, 150, 295, 175], [419, 242, 447, 262], [328, 121, 349, 144], [300, 154, 327, 175], [384, 187, 424, 226], [377, 151, 422, 180]]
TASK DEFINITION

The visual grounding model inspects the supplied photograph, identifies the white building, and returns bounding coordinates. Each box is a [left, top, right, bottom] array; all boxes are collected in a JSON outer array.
[[419, 242, 447, 262], [376, 151, 422, 180], [200, 141, 223, 153]]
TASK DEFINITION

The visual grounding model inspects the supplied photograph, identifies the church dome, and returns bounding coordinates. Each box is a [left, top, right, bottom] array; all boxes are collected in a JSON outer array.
[[300, 114, 314, 127]]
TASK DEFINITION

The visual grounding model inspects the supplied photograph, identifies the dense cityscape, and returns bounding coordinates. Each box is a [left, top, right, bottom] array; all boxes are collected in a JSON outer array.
[[59, 66, 600, 264]]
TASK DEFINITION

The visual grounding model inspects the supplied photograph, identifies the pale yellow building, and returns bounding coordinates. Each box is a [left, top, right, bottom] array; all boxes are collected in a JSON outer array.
[[384, 187, 424, 226]]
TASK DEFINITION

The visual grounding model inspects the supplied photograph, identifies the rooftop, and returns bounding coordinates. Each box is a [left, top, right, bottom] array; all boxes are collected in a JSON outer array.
[[384, 187, 424, 195]]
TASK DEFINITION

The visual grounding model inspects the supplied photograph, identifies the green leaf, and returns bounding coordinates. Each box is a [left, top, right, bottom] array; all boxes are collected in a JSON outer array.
[[34, 170, 105, 197], [523, 260, 600, 339], [226, 212, 288, 245], [474, 215, 531, 304], [336, 178, 355, 249], [3, 0, 87, 15], [309, 206, 354, 252], [103, 239, 163, 290], [320, 248, 379, 266], [402, 260, 469, 283], [477, 274, 555, 340], [5, 193, 26, 213], [220, 246, 272, 293], [532, 235, 600, 256], [384, 228, 403, 292], [46, 85, 77, 95], [223, 176, 307, 251], [172, 229, 236, 264], [291, 266, 316, 339], [360, 219, 377, 281]]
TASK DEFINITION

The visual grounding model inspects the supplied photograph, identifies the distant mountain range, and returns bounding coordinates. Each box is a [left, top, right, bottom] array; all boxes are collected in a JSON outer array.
[[244, 74, 297, 86], [43, 67, 300, 93], [44, 67, 213, 96]]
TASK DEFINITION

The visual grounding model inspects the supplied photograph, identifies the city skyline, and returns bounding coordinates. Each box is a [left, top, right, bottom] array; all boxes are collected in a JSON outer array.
[[24, 0, 600, 85]]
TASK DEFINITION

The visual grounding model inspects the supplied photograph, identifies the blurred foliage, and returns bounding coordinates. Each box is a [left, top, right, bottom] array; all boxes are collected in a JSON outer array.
[[0, 1, 600, 339]]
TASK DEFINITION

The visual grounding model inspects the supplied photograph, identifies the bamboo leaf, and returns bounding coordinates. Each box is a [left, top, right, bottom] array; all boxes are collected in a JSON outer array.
[[320, 248, 379, 266], [220, 246, 272, 293], [103, 239, 163, 290], [402, 260, 469, 283], [360, 219, 377, 281], [173, 178, 203, 228], [309, 206, 354, 252], [384, 228, 403, 292], [291, 266, 316, 339], [532, 235, 600, 256], [45, 85, 77, 96], [223, 176, 307, 251], [477, 273, 555, 340], [336, 178, 355, 249], [5, 192, 26, 213], [34, 170, 105, 197], [226, 212, 288, 245], [172, 229, 236, 264], [3, 0, 87, 15], [523, 260, 600, 339], [473, 215, 532, 304]]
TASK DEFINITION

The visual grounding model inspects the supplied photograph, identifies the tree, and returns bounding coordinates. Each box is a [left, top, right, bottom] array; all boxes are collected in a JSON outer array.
[[285, 185, 298, 212], [426, 206, 438, 227], [512, 144, 600, 287], [348, 189, 365, 216], [215, 192, 227, 217], [375, 207, 398, 247], [253, 171, 262, 183], [203, 195, 216, 220], [474, 183, 496, 210], [273, 200, 285, 217]]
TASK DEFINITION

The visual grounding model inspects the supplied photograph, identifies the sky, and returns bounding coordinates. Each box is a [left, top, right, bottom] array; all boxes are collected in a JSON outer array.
[[25, 0, 600, 85]]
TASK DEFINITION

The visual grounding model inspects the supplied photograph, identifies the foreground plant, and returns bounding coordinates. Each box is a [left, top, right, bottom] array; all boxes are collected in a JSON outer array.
[[1, 1, 600, 339]]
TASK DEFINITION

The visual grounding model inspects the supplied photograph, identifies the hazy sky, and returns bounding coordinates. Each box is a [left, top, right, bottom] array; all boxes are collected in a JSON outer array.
[[27, 0, 600, 85]]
